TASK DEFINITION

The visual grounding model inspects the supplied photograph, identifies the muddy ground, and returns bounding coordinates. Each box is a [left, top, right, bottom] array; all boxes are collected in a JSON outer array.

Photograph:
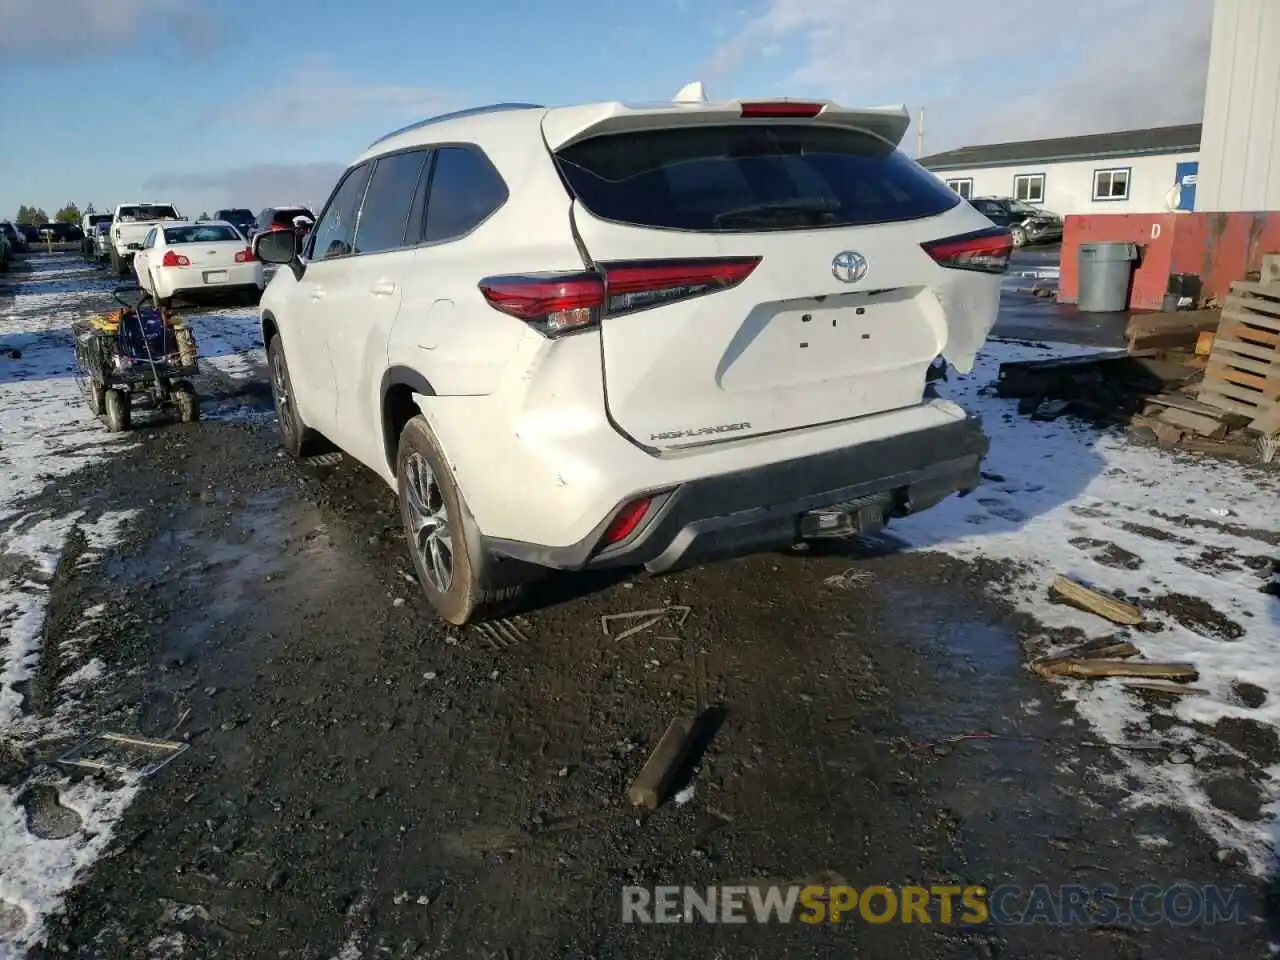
[[3, 253, 1275, 958]]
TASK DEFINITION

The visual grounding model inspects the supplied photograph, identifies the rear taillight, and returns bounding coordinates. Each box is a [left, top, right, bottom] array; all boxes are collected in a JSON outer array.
[[478, 258, 760, 336], [235, 248, 255, 263], [601, 496, 653, 546], [740, 101, 824, 118], [478, 273, 604, 335], [921, 226, 1012, 274], [161, 250, 190, 267]]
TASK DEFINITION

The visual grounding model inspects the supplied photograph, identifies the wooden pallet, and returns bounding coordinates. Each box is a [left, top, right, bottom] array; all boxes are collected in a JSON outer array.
[[1198, 281, 1280, 422]]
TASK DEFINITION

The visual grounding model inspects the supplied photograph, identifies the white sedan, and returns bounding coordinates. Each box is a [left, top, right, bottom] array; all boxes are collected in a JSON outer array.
[[134, 220, 265, 305]]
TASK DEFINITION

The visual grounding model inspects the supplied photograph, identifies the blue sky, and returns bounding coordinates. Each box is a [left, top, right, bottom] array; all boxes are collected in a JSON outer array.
[[0, 0, 1212, 220]]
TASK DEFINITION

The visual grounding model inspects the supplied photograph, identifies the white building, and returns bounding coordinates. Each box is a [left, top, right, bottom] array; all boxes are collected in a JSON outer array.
[[918, 125, 1202, 216], [1197, 0, 1280, 211]]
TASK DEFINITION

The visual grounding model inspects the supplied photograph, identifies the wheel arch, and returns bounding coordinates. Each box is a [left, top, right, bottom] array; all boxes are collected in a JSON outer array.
[[260, 309, 279, 349], [380, 366, 436, 475]]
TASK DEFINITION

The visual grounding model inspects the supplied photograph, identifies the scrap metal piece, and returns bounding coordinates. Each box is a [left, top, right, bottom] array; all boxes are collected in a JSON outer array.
[[601, 605, 692, 641], [57, 732, 189, 779]]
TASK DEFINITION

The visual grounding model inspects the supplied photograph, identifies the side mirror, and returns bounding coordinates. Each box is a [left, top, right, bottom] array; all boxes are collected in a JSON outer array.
[[254, 228, 298, 266], [112, 285, 151, 310]]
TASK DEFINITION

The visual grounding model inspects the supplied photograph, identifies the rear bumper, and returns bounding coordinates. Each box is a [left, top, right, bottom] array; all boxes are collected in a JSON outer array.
[[484, 414, 988, 573]]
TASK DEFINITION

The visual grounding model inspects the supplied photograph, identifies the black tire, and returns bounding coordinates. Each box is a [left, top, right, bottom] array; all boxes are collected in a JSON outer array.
[[104, 389, 130, 432], [396, 416, 524, 625], [173, 382, 199, 423], [110, 247, 125, 277], [267, 336, 317, 457], [87, 382, 105, 416]]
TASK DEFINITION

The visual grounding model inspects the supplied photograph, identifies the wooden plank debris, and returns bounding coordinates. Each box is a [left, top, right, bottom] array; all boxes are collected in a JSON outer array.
[[1156, 406, 1229, 439], [1049, 575, 1144, 625], [1038, 659, 1200, 682], [1120, 679, 1209, 697], [1126, 310, 1221, 352], [626, 716, 698, 810], [1032, 641, 1139, 677], [1196, 330, 1215, 356]]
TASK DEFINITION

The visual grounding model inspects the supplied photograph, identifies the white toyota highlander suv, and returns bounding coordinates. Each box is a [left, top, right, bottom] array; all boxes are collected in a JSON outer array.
[[253, 95, 1011, 624]]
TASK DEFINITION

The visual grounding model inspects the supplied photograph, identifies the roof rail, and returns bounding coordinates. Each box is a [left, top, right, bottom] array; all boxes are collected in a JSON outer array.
[[368, 103, 545, 148]]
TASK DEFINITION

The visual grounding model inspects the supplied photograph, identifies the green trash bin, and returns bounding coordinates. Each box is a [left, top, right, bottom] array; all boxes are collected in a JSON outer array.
[[1077, 241, 1138, 312]]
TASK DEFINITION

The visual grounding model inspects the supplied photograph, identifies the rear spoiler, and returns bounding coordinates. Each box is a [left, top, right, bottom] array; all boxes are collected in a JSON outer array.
[[541, 99, 911, 153]]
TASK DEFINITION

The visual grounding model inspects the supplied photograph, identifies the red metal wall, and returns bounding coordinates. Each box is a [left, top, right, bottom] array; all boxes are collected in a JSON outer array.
[[1058, 214, 1177, 310], [1168, 213, 1280, 304], [1059, 212, 1280, 311]]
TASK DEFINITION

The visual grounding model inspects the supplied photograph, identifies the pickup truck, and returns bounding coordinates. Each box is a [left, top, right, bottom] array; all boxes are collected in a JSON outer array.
[[81, 213, 112, 259], [109, 202, 182, 276]]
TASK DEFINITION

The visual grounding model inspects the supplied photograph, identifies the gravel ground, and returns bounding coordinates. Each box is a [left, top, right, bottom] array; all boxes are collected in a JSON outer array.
[[1, 252, 1274, 959]]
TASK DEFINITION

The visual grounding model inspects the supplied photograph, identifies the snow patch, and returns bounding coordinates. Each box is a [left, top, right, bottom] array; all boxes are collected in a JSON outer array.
[[898, 339, 1280, 872]]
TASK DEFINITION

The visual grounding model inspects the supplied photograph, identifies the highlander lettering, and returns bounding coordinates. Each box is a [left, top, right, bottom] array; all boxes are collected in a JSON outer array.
[[650, 422, 752, 442]]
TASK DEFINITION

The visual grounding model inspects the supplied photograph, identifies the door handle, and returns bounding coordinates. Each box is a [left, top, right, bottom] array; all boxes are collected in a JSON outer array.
[[309, 286, 326, 301], [370, 279, 397, 296]]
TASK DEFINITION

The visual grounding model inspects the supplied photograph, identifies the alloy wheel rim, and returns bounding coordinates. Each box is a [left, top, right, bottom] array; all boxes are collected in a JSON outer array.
[[271, 353, 293, 438], [404, 452, 454, 592]]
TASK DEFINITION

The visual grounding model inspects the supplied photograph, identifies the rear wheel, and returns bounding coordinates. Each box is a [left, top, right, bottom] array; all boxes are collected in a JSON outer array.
[[267, 336, 317, 456], [173, 381, 199, 423], [87, 381, 105, 416], [110, 247, 127, 277], [396, 416, 524, 625], [1011, 226, 1028, 248], [103, 389, 131, 432]]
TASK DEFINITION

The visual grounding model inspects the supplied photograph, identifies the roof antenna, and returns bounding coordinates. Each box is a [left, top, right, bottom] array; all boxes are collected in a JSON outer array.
[[673, 81, 707, 104]]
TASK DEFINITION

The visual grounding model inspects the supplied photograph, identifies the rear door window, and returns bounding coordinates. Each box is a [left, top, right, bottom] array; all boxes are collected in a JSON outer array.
[[421, 146, 508, 243], [555, 124, 960, 232], [354, 149, 430, 254], [308, 165, 372, 260]]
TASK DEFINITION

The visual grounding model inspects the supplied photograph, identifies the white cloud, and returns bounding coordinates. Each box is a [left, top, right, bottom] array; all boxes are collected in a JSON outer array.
[[0, 0, 214, 56], [707, 0, 1212, 151], [240, 60, 454, 131], [142, 162, 346, 214]]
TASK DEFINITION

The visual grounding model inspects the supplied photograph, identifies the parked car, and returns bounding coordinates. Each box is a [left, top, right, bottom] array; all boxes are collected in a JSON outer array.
[[17, 223, 39, 244], [91, 221, 113, 263], [969, 196, 1062, 248], [214, 208, 256, 239], [35, 221, 82, 243], [108, 202, 183, 276], [134, 220, 263, 306], [0, 220, 26, 254], [251, 206, 314, 249], [251, 96, 1009, 625], [0, 228, 10, 273], [80, 213, 113, 258]]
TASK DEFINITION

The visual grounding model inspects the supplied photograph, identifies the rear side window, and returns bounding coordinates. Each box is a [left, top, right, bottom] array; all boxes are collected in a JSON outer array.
[[309, 165, 372, 260], [271, 207, 313, 227], [354, 150, 429, 254], [117, 205, 180, 222], [555, 124, 960, 231], [422, 146, 507, 244]]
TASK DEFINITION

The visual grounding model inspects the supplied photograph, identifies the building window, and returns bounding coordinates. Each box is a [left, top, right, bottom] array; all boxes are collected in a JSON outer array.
[[1013, 173, 1045, 203], [945, 178, 973, 199], [1092, 167, 1131, 201]]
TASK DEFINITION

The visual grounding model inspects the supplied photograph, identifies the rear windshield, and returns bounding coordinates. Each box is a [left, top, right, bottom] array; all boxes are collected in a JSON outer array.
[[556, 124, 960, 232], [164, 224, 241, 244], [117, 205, 180, 222], [218, 209, 254, 220], [271, 208, 313, 226], [88, 214, 112, 226]]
